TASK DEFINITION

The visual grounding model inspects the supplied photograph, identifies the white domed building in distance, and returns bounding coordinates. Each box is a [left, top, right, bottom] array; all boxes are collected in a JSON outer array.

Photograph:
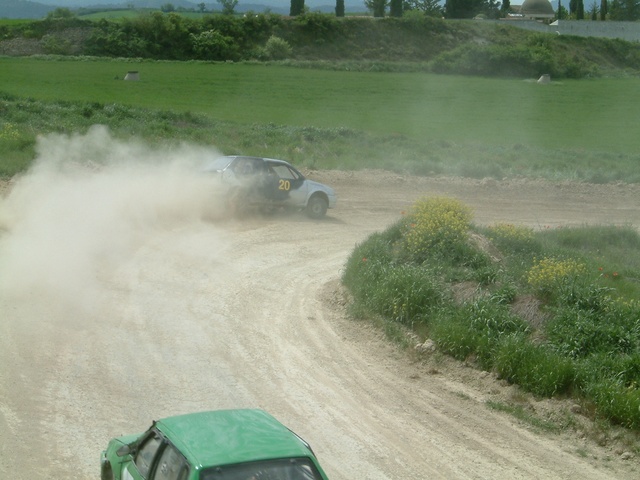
[[508, 0, 556, 22]]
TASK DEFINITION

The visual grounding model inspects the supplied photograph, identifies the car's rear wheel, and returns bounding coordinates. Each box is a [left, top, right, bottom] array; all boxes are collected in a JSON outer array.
[[305, 195, 328, 219]]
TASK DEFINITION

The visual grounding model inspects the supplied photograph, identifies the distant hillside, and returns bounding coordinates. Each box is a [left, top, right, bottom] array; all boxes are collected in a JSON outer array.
[[0, 0, 56, 18]]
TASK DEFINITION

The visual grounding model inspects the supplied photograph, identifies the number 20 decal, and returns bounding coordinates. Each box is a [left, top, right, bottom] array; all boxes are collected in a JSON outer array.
[[279, 179, 291, 191]]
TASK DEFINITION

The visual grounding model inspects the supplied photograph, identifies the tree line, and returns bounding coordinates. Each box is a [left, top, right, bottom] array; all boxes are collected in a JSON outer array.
[[151, 0, 640, 21], [3, 8, 639, 79]]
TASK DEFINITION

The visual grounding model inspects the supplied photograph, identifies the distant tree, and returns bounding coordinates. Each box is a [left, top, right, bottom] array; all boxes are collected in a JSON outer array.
[[46, 7, 74, 18], [336, 0, 345, 16], [444, 0, 486, 18], [198, 2, 207, 12], [403, 0, 444, 16], [556, 0, 569, 17], [390, 0, 403, 16], [556, 4, 569, 16], [609, 0, 640, 19], [501, 0, 511, 14], [290, 0, 305, 15], [588, 1, 598, 17], [600, 0, 608, 17], [577, 0, 585, 17], [486, 0, 501, 17], [161, 3, 175, 12], [217, 0, 238, 15], [365, 0, 388, 16], [569, 0, 577, 13]]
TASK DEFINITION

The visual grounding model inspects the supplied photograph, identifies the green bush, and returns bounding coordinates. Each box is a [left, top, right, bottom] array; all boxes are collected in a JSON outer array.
[[263, 36, 292, 60], [190, 29, 239, 60], [41, 34, 73, 55], [430, 41, 598, 78]]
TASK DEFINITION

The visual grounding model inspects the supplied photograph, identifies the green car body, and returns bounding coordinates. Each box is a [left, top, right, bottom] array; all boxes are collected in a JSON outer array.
[[101, 409, 329, 480]]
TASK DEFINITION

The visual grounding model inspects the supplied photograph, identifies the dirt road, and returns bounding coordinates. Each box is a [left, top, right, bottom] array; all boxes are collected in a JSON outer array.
[[1, 165, 639, 479]]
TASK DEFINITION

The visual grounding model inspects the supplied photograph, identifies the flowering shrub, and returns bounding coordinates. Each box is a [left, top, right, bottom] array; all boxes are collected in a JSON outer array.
[[0, 123, 20, 141], [527, 257, 586, 297], [404, 196, 472, 261]]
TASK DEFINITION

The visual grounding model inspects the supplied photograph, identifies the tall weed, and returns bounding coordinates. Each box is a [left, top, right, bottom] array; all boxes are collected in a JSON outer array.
[[493, 334, 575, 397]]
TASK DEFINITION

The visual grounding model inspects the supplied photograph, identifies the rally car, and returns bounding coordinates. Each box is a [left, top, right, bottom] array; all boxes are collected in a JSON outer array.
[[101, 409, 330, 480], [203, 156, 336, 218]]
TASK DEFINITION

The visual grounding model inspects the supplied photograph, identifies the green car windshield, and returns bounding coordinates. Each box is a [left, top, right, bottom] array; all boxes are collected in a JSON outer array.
[[200, 457, 323, 480]]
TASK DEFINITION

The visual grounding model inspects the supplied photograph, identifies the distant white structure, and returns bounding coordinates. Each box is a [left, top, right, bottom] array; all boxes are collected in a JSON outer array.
[[124, 71, 140, 81], [519, 0, 555, 20], [537, 74, 551, 83]]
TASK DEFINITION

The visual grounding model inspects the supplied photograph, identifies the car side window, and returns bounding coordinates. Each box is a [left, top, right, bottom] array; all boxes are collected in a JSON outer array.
[[271, 165, 300, 181], [152, 443, 189, 480], [135, 432, 163, 478]]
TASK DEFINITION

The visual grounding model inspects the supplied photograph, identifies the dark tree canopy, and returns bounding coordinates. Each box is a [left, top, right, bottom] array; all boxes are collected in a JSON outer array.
[[365, 0, 388, 16], [390, 0, 404, 16], [609, 0, 640, 19], [444, 0, 489, 17], [290, 0, 305, 16]]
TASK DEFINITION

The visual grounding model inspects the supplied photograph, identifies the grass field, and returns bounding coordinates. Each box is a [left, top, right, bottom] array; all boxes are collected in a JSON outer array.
[[2, 57, 639, 154]]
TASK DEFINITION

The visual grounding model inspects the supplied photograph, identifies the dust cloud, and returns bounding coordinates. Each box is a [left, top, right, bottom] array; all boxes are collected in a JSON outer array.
[[0, 125, 225, 318]]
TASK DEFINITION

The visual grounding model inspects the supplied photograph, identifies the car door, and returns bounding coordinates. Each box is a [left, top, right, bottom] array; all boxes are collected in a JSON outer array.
[[122, 431, 190, 480], [268, 163, 308, 207], [150, 443, 190, 480], [122, 431, 163, 480]]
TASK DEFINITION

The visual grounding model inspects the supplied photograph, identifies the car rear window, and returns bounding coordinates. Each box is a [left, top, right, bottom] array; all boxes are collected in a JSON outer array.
[[204, 157, 233, 171], [200, 457, 323, 480]]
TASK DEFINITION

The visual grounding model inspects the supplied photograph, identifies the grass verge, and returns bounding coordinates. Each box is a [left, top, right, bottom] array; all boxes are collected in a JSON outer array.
[[2, 87, 640, 182]]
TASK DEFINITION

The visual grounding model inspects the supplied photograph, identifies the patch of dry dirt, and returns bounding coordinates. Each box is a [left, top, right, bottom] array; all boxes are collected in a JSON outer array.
[[1, 171, 639, 480]]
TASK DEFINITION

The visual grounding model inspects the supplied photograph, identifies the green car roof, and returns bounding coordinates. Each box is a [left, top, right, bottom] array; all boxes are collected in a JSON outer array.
[[154, 409, 316, 471]]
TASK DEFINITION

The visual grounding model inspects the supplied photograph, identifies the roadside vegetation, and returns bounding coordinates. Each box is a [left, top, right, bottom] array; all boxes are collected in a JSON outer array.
[[342, 197, 640, 437], [2, 12, 640, 77]]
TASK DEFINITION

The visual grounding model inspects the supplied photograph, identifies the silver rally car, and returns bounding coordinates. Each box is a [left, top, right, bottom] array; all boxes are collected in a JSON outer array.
[[204, 155, 337, 218]]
